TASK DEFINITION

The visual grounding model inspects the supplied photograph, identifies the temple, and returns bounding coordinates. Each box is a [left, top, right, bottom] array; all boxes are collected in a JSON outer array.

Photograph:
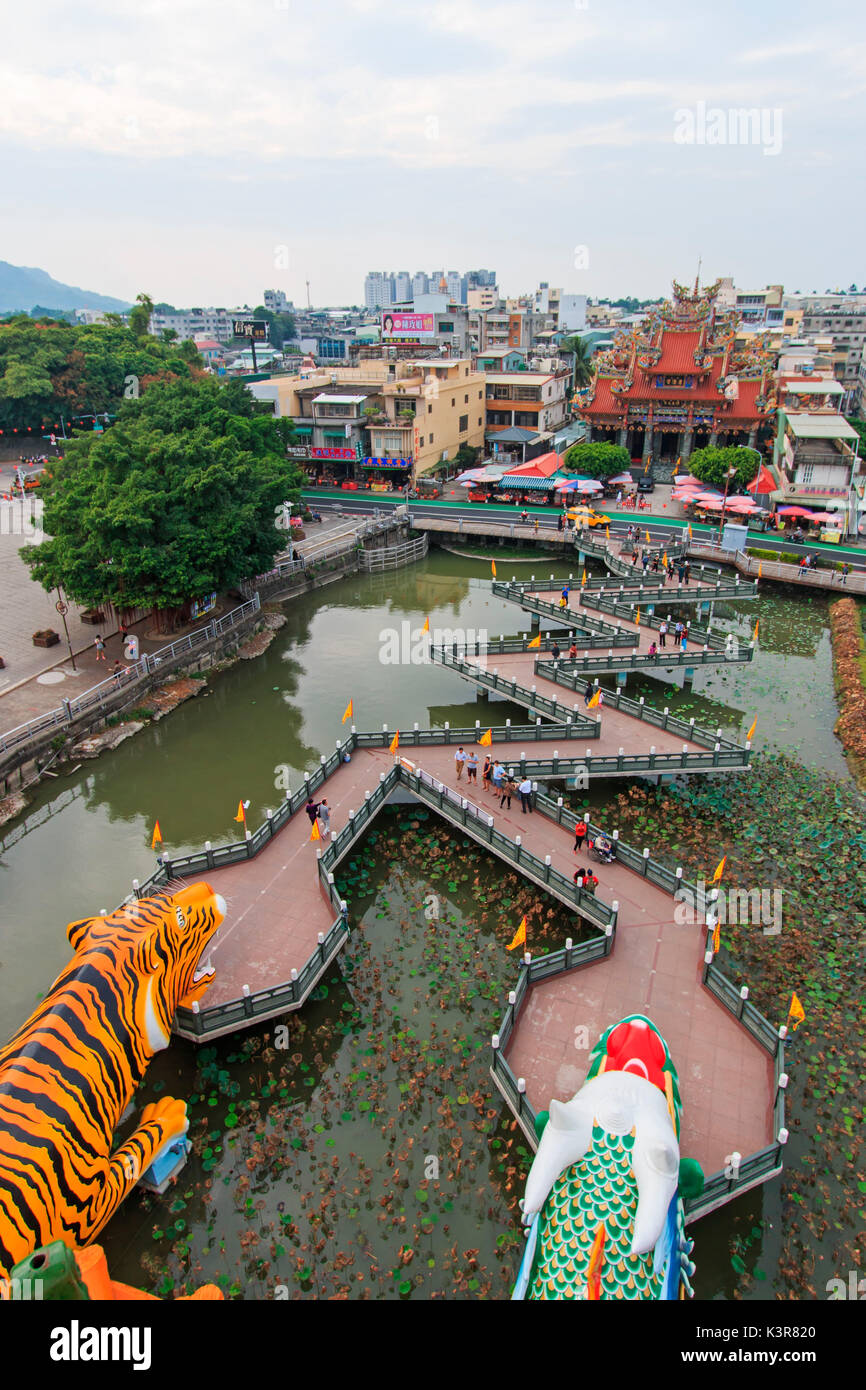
[[575, 278, 776, 464]]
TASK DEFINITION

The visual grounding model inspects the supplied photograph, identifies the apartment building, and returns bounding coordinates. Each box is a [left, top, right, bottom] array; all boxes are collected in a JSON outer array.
[[484, 371, 570, 436], [786, 293, 866, 408], [246, 357, 486, 481], [149, 307, 255, 343]]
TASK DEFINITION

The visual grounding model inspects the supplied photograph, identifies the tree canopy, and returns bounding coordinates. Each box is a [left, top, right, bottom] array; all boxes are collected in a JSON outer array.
[[559, 335, 595, 388], [0, 313, 202, 433], [561, 441, 630, 479], [23, 377, 305, 629], [252, 306, 297, 349], [687, 445, 760, 490]]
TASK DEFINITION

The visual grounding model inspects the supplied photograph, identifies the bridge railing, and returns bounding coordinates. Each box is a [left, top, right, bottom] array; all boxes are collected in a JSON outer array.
[[535, 643, 754, 681], [0, 595, 262, 760], [577, 589, 728, 649]]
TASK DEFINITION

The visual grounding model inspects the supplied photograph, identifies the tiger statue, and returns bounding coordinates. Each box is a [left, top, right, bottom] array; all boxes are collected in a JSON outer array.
[[0, 881, 225, 1279]]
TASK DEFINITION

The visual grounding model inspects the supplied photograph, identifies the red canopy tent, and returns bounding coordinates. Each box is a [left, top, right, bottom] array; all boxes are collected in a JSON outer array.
[[747, 464, 777, 495]]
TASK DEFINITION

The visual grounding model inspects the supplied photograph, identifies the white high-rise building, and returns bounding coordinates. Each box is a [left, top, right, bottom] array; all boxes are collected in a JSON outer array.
[[412, 271, 430, 297], [364, 272, 395, 309], [393, 271, 411, 302], [445, 271, 463, 303], [264, 289, 294, 314]]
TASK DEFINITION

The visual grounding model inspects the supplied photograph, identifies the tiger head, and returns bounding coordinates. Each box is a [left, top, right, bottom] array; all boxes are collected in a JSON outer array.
[[66, 882, 226, 1055]]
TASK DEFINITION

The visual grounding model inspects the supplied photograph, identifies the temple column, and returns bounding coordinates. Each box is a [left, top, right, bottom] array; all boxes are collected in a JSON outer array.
[[747, 427, 758, 450], [681, 429, 694, 459], [642, 427, 653, 461], [585, 425, 593, 443], [617, 427, 628, 448], [709, 430, 718, 447]]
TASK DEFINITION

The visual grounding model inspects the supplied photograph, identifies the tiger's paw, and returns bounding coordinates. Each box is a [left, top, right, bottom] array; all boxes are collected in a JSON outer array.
[[138, 1096, 189, 1144]]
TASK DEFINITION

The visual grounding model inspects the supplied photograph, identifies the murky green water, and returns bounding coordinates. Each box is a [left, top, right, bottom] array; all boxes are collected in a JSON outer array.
[[0, 547, 857, 1298]]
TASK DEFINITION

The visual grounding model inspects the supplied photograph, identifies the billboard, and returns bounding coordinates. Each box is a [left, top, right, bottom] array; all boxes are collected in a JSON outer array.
[[233, 319, 268, 340], [381, 312, 435, 339]]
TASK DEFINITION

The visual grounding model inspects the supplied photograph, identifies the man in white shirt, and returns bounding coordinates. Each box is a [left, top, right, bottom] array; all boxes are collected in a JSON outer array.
[[454, 746, 466, 780], [518, 776, 533, 814]]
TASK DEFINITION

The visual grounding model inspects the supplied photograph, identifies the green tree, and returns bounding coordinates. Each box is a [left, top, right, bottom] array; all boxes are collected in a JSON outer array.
[[561, 441, 630, 479], [252, 306, 297, 349], [453, 443, 479, 470], [687, 445, 760, 490], [23, 377, 305, 631], [845, 418, 866, 453], [560, 335, 595, 388], [128, 292, 155, 339]]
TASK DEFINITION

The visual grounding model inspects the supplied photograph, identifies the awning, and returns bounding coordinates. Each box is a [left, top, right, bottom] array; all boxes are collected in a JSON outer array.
[[498, 475, 555, 490], [292, 425, 312, 435]]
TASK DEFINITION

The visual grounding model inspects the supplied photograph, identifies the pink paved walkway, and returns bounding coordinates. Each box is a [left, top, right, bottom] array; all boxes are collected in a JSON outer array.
[[460, 652, 706, 751], [189, 740, 773, 1178]]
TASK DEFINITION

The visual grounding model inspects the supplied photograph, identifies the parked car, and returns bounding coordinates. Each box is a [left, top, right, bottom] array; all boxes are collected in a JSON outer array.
[[637, 477, 655, 493]]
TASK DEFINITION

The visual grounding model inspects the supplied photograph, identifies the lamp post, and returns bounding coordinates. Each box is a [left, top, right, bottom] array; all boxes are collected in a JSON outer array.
[[717, 465, 738, 544]]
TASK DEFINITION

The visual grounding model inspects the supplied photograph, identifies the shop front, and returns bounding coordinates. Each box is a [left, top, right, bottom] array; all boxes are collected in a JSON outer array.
[[308, 445, 359, 488], [360, 456, 414, 492]]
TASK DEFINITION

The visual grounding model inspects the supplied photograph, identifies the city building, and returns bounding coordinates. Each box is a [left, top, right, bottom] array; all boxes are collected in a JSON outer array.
[[192, 337, 224, 366], [716, 279, 785, 329], [784, 292, 866, 410], [149, 307, 255, 344], [484, 370, 571, 437], [575, 278, 775, 463], [364, 273, 395, 310], [246, 357, 486, 485], [411, 272, 430, 298], [467, 286, 499, 311], [772, 408, 862, 533], [263, 290, 295, 315], [475, 347, 527, 372]]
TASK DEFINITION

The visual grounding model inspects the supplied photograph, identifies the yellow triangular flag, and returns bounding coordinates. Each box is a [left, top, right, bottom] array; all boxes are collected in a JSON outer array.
[[422, 616, 430, 633], [752, 618, 759, 643], [581, 568, 587, 586], [712, 920, 720, 954], [662, 551, 668, 567], [746, 716, 757, 743], [310, 819, 321, 841], [506, 916, 527, 951], [605, 525, 610, 540], [646, 530, 651, 543], [234, 800, 247, 824], [491, 559, 497, 578], [479, 728, 493, 746], [389, 730, 400, 755], [688, 523, 693, 539], [342, 699, 353, 724], [712, 855, 726, 884], [758, 562, 763, 578], [151, 820, 163, 850], [635, 608, 640, 626], [587, 688, 601, 709], [788, 992, 805, 1030], [528, 634, 541, 649]]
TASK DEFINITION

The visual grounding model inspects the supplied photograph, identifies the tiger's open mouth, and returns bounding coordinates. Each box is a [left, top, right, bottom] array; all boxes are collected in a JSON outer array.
[[178, 891, 226, 1007]]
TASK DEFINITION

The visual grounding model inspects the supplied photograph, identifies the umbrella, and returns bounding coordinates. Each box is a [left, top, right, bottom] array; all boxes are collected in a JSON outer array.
[[692, 491, 724, 504], [725, 497, 761, 512], [608, 472, 635, 485], [553, 477, 602, 492], [777, 506, 815, 519], [674, 474, 702, 486]]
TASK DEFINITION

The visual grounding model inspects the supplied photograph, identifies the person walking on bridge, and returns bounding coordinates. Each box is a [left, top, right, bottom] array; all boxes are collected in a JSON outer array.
[[573, 818, 588, 853], [518, 775, 534, 814]]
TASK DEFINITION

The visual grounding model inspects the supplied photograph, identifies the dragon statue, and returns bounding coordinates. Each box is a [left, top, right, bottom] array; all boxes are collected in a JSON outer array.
[[0, 882, 225, 1280], [512, 1015, 703, 1300]]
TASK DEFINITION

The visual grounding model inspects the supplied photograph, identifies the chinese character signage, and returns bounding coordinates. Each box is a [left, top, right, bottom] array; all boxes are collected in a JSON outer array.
[[363, 457, 412, 468], [381, 312, 434, 339], [233, 319, 268, 340], [312, 446, 355, 460]]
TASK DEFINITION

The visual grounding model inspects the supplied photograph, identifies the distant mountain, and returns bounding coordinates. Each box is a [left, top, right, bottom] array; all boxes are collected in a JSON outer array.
[[0, 261, 131, 314]]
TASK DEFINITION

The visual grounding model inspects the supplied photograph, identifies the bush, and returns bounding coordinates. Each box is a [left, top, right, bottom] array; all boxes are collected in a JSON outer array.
[[688, 446, 759, 490]]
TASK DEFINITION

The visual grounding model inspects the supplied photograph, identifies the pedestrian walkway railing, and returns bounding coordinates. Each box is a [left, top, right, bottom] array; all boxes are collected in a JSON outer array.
[[535, 641, 754, 681], [579, 570, 753, 598], [493, 581, 633, 643], [160, 744, 618, 1037], [358, 533, 428, 571], [430, 643, 750, 760], [0, 594, 262, 761], [241, 513, 408, 595], [578, 589, 730, 649], [685, 539, 866, 592], [491, 791, 788, 1215]]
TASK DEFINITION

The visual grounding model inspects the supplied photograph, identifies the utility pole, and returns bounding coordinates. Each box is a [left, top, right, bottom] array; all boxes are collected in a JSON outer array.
[[306, 280, 312, 312]]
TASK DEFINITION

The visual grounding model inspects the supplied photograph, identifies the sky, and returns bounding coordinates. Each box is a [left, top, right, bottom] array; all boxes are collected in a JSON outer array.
[[2, 0, 865, 308]]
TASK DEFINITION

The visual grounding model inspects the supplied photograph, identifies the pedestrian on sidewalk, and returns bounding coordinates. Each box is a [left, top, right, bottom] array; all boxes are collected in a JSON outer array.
[[481, 756, 492, 793], [94, 634, 106, 662], [454, 746, 466, 780], [573, 818, 587, 852], [677, 563, 685, 582], [641, 551, 649, 573], [557, 513, 564, 532], [616, 489, 623, 506], [466, 751, 478, 783], [583, 870, 599, 895], [534, 517, 539, 533], [659, 620, 668, 647], [583, 680, 593, 706], [491, 760, 506, 793], [551, 641, 561, 661], [111, 660, 128, 687], [318, 799, 331, 837], [568, 641, 578, 659], [518, 776, 533, 813], [840, 562, 850, 585], [304, 798, 320, 826], [631, 547, 639, 566], [118, 620, 129, 647], [674, 620, 684, 644], [680, 633, 687, 653], [649, 640, 658, 657], [574, 865, 587, 889], [683, 559, 691, 584], [500, 777, 518, 810]]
